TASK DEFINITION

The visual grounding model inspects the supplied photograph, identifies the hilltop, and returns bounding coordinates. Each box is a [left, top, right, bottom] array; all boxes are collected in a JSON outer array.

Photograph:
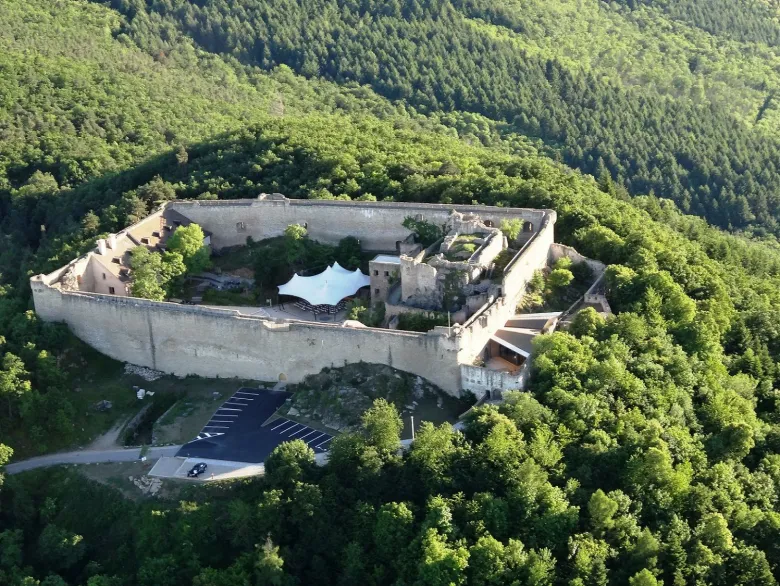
[[1, 1, 780, 585]]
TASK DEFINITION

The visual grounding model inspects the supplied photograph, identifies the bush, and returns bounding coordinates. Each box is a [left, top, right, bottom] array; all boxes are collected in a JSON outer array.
[[548, 268, 574, 290], [346, 299, 385, 327], [397, 311, 449, 332], [402, 217, 444, 246], [500, 218, 522, 241], [202, 287, 256, 306]]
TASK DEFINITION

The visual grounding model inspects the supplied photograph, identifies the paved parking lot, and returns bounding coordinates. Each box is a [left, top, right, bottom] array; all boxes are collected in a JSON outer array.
[[176, 388, 334, 463], [268, 418, 333, 453], [194, 388, 262, 440]]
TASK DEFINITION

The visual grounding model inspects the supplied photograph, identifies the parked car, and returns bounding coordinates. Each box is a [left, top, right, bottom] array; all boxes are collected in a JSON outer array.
[[187, 462, 207, 478]]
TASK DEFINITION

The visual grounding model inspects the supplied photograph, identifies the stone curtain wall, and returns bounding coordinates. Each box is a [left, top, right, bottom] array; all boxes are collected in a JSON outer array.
[[502, 212, 556, 301], [548, 242, 606, 276], [169, 196, 549, 251], [454, 212, 555, 366], [31, 277, 464, 392]]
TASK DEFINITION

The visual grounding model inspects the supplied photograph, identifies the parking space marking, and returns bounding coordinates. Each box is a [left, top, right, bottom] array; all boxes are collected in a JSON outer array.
[[306, 433, 325, 444], [267, 418, 333, 452], [275, 422, 298, 433], [188, 392, 337, 458]]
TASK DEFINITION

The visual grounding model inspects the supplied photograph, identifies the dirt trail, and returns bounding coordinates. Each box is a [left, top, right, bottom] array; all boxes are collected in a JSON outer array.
[[86, 418, 128, 450]]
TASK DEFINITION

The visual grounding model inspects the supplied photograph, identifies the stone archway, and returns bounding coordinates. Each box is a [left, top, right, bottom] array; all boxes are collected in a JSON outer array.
[[522, 221, 534, 233], [278, 373, 288, 381]]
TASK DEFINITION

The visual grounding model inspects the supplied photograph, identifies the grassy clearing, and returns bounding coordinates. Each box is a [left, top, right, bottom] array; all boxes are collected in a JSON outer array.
[[5, 347, 141, 458]]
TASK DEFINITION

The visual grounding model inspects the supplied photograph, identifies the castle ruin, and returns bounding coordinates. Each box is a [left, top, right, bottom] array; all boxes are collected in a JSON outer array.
[[30, 195, 585, 397]]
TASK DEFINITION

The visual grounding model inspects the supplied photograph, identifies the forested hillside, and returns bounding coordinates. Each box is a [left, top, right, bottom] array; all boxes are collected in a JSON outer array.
[[616, 0, 780, 45], [94, 0, 780, 237], [2, 0, 780, 584]]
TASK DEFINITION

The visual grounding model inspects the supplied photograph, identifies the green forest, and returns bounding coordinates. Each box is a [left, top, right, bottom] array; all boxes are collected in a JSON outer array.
[[2, 0, 780, 584]]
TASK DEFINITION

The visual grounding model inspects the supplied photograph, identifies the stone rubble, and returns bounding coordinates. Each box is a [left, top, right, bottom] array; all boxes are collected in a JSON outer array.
[[124, 363, 164, 381], [413, 376, 425, 399], [282, 363, 449, 432], [129, 475, 163, 496]]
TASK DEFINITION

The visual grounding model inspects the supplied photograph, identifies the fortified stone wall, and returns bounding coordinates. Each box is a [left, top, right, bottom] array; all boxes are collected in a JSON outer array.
[[453, 212, 555, 366], [30, 279, 463, 391], [502, 213, 556, 301], [400, 256, 439, 303], [470, 232, 505, 269], [169, 196, 548, 251]]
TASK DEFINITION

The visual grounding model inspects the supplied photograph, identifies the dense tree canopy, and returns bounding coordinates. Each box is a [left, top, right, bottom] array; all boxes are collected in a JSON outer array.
[[93, 0, 780, 237], [1, 0, 780, 584]]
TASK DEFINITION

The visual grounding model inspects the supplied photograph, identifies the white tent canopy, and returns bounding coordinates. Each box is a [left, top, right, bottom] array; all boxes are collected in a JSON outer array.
[[278, 262, 370, 306]]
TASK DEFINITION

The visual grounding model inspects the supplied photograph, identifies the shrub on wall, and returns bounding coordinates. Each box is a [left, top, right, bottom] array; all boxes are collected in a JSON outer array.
[[397, 311, 449, 332], [402, 216, 445, 247], [346, 299, 385, 327]]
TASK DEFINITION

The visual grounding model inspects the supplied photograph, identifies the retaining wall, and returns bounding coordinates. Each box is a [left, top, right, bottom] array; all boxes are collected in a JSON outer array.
[[549, 242, 606, 276]]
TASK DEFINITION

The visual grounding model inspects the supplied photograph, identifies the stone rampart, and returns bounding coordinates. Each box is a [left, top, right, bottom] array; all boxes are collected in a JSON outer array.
[[169, 196, 550, 251], [30, 279, 463, 391], [549, 242, 606, 276], [503, 212, 556, 300], [453, 213, 554, 365]]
